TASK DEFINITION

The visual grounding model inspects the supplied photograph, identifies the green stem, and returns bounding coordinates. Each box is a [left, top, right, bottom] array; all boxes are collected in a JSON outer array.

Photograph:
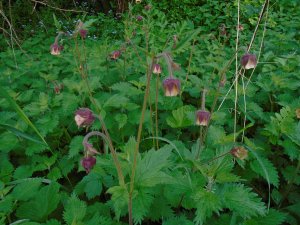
[[128, 59, 154, 225]]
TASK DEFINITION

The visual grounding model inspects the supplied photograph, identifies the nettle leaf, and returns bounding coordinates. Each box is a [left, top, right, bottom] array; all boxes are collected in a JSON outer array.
[[13, 165, 33, 179], [250, 156, 279, 187], [111, 82, 143, 96], [106, 185, 128, 220], [132, 188, 154, 224], [78, 172, 103, 200], [135, 148, 173, 187], [221, 184, 266, 218], [244, 209, 287, 225], [103, 94, 129, 108], [63, 194, 87, 225], [122, 136, 136, 163], [163, 215, 194, 225], [11, 179, 42, 201], [43, 219, 62, 225], [115, 114, 127, 129], [36, 114, 59, 136], [69, 136, 84, 159], [16, 182, 61, 221], [193, 188, 222, 225], [166, 105, 195, 128]]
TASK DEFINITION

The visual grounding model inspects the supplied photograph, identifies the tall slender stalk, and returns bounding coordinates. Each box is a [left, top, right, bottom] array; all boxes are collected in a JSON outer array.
[[128, 59, 154, 225]]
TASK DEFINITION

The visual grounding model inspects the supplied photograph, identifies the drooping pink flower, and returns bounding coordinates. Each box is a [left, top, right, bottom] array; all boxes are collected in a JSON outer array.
[[163, 77, 181, 97], [81, 156, 96, 173], [153, 64, 162, 74], [79, 29, 88, 39], [195, 110, 211, 126], [241, 53, 257, 69], [110, 50, 121, 60], [74, 108, 95, 128], [50, 43, 63, 55]]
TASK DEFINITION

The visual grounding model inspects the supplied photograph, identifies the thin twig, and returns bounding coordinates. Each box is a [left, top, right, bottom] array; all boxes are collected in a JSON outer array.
[[234, 0, 240, 143], [30, 0, 87, 13]]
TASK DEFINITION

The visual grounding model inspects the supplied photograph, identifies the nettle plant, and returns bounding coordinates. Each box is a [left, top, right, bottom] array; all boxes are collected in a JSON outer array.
[[47, 2, 273, 225], [1, 1, 299, 225]]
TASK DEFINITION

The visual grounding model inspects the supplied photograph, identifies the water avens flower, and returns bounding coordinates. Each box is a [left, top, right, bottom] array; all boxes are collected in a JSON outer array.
[[241, 53, 257, 69], [136, 15, 143, 21], [153, 64, 162, 74], [196, 110, 211, 126], [136, 0, 142, 3], [50, 43, 63, 55], [144, 4, 151, 10], [74, 108, 95, 128], [195, 89, 210, 126], [79, 29, 88, 39], [230, 146, 248, 160], [81, 156, 96, 173], [110, 50, 121, 60], [163, 77, 181, 97]]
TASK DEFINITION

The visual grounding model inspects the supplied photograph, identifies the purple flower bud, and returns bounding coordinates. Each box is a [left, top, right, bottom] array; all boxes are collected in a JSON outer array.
[[241, 53, 257, 69], [144, 4, 151, 10], [230, 146, 248, 160], [50, 43, 63, 55], [153, 64, 162, 74], [163, 77, 181, 97], [110, 50, 121, 60], [81, 156, 96, 173], [237, 24, 244, 31], [136, 15, 143, 21], [195, 110, 211, 126], [74, 108, 95, 128], [79, 29, 88, 39]]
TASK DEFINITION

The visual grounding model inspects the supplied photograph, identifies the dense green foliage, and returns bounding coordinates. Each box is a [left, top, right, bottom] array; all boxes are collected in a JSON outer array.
[[0, 0, 299, 225]]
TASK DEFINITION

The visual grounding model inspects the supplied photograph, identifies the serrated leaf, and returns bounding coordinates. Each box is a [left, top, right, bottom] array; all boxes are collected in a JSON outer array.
[[11, 179, 42, 201], [244, 209, 287, 225], [82, 173, 102, 199], [68, 136, 84, 159], [16, 183, 60, 221], [63, 194, 86, 225], [135, 149, 173, 187], [250, 157, 279, 187], [193, 189, 222, 225], [222, 184, 266, 218]]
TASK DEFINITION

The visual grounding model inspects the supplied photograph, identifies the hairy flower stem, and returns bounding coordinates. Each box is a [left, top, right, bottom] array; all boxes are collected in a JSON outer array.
[[155, 73, 160, 149], [128, 59, 154, 225], [73, 37, 125, 186], [93, 116, 125, 186], [82, 131, 125, 182]]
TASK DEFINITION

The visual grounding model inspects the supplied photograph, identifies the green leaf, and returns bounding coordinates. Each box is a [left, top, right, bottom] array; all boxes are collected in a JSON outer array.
[[0, 88, 49, 148], [221, 184, 266, 219], [16, 183, 61, 221], [53, 14, 61, 30], [132, 188, 154, 224], [244, 209, 287, 225], [11, 179, 42, 201], [166, 105, 195, 128], [250, 156, 279, 187], [63, 194, 87, 225], [135, 148, 173, 187], [0, 123, 46, 146], [106, 185, 128, 220], [82, 173, 102, 200], [68, 136, 84, 159], [193, 188, 222, 225]]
